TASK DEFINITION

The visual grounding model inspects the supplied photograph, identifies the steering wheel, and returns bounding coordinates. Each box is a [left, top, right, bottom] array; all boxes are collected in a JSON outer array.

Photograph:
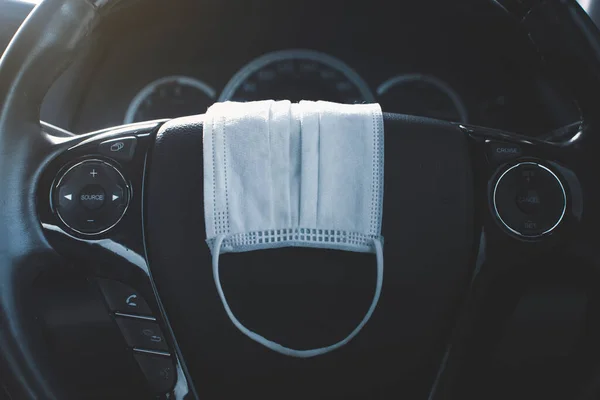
[[2, 0, 600, 399]]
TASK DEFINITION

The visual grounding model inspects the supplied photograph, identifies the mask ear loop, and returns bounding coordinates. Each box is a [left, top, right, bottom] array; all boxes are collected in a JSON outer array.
[[212, 233, 384, 358]]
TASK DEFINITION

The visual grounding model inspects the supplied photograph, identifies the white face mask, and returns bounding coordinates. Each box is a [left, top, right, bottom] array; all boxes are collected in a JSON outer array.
[[203, 100, 384, 358]]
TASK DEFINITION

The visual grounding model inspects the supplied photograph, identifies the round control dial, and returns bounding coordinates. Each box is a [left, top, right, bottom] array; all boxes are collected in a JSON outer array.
[[493, 162, 566, 238], [53, 159, 130, 235]]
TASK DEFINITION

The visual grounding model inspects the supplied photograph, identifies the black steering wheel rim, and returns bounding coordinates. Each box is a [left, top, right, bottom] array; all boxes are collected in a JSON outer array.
[[0, 1, 127, 398], [1, 1, 600, 399]]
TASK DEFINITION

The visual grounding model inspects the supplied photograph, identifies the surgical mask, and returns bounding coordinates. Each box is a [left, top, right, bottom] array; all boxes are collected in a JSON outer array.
[[203, 100, 384, 358]]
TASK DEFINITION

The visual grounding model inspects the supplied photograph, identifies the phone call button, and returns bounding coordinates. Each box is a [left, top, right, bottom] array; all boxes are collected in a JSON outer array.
[[97, 278, 152, 315]]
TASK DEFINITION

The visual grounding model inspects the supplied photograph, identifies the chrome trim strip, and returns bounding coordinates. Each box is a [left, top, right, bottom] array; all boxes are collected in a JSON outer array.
[[133, 348, 172, 357], [114, 312, 157, 321]]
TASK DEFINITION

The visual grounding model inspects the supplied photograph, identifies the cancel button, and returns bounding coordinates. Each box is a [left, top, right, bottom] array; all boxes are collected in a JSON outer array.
[[79, 184, 106, 210]]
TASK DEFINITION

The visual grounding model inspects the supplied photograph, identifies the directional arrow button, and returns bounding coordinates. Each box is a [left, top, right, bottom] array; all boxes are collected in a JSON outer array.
[[58, 185, 76, 208], [111, 186, 126, 206]]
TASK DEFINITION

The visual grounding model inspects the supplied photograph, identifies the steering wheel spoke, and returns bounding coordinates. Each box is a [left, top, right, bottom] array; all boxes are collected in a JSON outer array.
[[34, 119, 194, 398], [462, 122, 584, 245], [427, 121, 593, 400], [0, 116, 191, 399]]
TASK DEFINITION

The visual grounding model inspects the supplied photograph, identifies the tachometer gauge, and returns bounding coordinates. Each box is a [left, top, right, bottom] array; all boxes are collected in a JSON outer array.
[[124, 76, 216, 124], [219, 49, 375, 104], [377, 74, 468, 123]]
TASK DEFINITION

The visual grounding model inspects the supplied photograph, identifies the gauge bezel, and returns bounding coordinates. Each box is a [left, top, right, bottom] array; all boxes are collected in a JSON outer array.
[[377, 73, 468, 123], [124, 75, 216, 124], [218, 49, 375, 103]]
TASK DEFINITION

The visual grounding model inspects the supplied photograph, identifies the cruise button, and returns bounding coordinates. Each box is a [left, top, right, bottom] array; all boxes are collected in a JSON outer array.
[[487, 141, 522, 164]]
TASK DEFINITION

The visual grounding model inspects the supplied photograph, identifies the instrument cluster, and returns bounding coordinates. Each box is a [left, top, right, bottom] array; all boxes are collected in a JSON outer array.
[[124, 49, 469, 125]]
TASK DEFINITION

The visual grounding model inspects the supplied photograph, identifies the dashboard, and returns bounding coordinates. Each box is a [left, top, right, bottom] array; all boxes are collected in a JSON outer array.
[[4, 0, 583, 136]]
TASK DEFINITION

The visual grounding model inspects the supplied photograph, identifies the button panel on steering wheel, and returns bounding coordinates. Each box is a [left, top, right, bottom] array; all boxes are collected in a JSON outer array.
[[52, 159, 130, 235], [493, 162, 567, 238]]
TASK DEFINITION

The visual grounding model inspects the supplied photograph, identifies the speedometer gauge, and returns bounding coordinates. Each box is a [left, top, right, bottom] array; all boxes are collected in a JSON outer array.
[[377, 74, 468, 123], [125, 76, 216, 124], [219, 49, 375, 104]]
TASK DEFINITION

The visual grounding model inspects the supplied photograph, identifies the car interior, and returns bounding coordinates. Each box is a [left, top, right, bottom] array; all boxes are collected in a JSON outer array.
[[1, 0, 600, 399]]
